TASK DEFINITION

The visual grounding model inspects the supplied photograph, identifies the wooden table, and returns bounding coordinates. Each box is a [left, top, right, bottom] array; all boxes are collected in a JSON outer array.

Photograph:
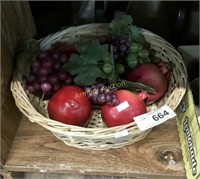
[[3, 116, 186, 179]]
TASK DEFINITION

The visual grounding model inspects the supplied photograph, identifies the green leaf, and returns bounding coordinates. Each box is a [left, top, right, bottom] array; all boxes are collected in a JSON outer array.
[[109, 15, 146, 44], [109, 15, 134, 36], [75, 40, 108, 61], [109, 19, 123, 30], [63, 40, 108, 86], [121, 15, 133, 25], [127, 25, 146, 44], [75, 42, 88, 54], [16, 39, 41, 76], [118, 79, 156, 94], [63, 54, 84, 75], [109, 15, 133, 30], [27, 39, 40, 53], [16, 51, 31, 77], [129, 25, 141, 40], [74, 66, 106, 86]]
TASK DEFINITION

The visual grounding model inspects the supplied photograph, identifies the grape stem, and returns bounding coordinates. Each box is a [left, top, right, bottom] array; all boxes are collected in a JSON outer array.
[[41, 93, 45, 100]]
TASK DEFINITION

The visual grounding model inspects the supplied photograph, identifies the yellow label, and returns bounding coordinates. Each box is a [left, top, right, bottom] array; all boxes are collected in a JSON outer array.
[[176, 85, 200, 179]]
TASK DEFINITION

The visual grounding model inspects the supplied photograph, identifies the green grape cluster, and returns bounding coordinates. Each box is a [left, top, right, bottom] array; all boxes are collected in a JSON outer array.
[[126, 41, 150, 69]]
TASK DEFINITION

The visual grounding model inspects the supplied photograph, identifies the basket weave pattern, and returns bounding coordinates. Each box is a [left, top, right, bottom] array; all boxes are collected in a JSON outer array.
[[11, 24, 187, 150]]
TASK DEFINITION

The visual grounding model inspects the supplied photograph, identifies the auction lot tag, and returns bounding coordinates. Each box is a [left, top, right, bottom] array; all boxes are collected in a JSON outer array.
[[134, 105, 176, 131]]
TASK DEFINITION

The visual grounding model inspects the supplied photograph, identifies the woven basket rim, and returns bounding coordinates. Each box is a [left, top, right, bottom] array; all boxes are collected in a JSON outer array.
[[10, 23, 188, 149], [11, 23, 187, 130]]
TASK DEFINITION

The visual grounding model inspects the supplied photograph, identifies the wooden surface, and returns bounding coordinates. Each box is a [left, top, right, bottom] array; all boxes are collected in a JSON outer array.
[[1, 1, 36, 165], [4, 116, 186, 179]]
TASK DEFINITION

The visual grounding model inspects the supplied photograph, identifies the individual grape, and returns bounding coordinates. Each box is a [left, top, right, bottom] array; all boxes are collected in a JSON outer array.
[[104, 89, 113, 95], [53, 61, 61, 71], [26, 73, 36, 83], [84, 86, 92, 93], [138, 49, 149, 59], [130, 42, 138, 53], [103, 53, 112, 63], [103, 63, 113, 74], [112, 93, 117, 99], [30, 60, 40, 74], [38, 75, 48, 83], [126, 53, 137, 62], [40, 82, 52, 93], [128, 57, 138, 69], [48, 74, 59, 85], [92, 88, 99, 98], [120, 44, 127, 52], [105, 94, 112, 103], [31, 60, 40, 70], [111, 93, 120, 106], [38, 67, 49, 76], [112, 97, 120, 106], [115, 63, 125, 74], [130, 42, 145, 53], [92, 97, 99, 105], [52, 52, 60, 60], [126, 53, 138, 68], [26, 84, 36, 94], [41, 57, 54, 69], [58, 70, 68, 81], [59, 53, 68, 64], [30, 67, 38, 74], [64, 75, 73, 85], [97, 94, 106, 104], [32, 80, 41, 90], [52, 83, 61, 91], [38, 51, 49, 60]]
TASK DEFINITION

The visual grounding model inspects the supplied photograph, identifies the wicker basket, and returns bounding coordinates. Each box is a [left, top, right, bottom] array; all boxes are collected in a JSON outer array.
[[11, 23, 187, 150]]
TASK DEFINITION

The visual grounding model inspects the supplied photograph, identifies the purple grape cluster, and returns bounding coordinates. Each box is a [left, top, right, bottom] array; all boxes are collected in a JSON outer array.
[[25, 50, 73, 95], [107, 34, 131, 61], [84, 83, 119, 106]]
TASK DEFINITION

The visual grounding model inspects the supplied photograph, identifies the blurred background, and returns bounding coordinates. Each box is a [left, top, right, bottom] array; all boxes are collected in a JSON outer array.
[[29, 1, 199, 48]]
